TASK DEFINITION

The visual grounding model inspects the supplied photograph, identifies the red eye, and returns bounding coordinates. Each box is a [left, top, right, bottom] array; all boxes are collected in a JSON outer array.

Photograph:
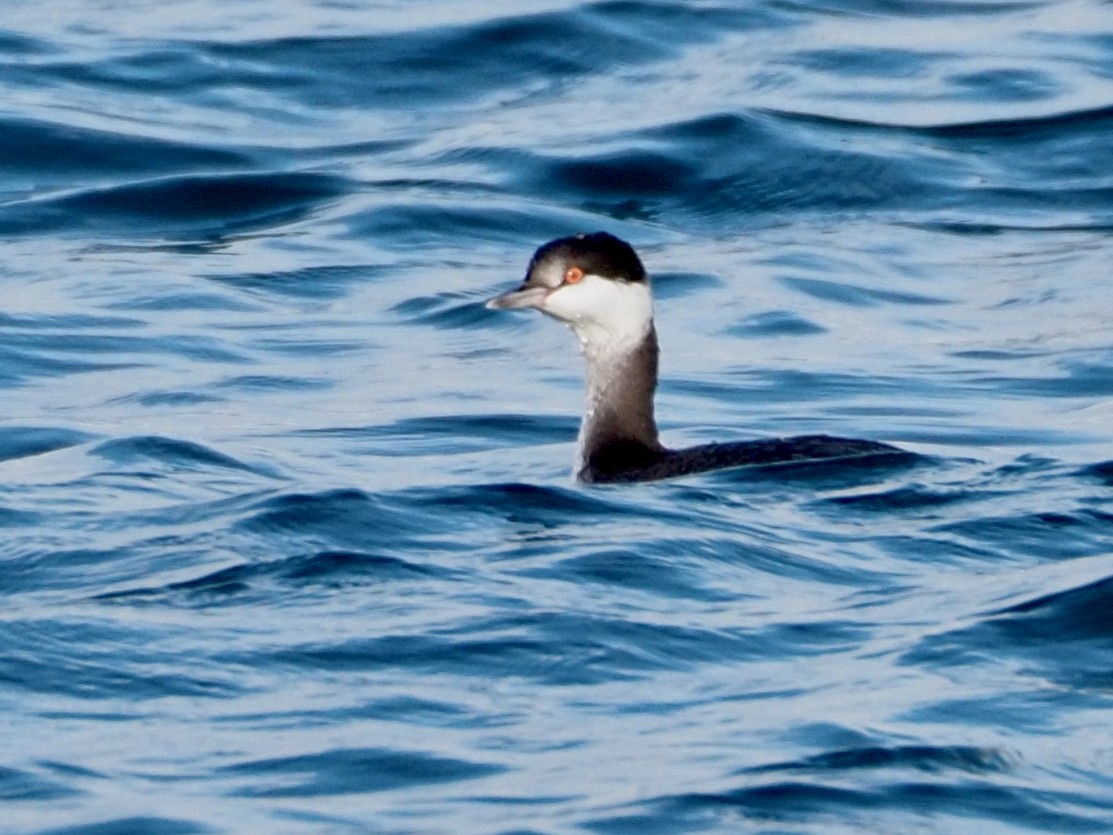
[[564, 266, 584, 285]]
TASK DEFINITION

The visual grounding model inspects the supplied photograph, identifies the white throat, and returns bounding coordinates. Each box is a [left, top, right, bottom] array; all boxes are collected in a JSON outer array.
[[542, 274, 653, 354], [537, 276, 660, 475]]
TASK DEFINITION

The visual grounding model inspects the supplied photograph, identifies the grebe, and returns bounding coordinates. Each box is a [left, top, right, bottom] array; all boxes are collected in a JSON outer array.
[[487, 232, 907, 483]]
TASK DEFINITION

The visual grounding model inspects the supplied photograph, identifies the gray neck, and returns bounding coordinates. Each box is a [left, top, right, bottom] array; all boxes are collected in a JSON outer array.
[[576, 325, 665, 478]]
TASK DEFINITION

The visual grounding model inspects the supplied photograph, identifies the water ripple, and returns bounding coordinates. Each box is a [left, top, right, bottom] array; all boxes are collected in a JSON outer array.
[[3, 1, 1113, 833]]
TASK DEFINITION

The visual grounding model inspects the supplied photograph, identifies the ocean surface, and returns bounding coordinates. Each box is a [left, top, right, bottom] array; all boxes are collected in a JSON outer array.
[[2, 1, 1113, 833]]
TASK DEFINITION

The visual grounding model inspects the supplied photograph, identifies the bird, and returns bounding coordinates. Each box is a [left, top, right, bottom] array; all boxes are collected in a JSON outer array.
[[487, 232, 909, 483]]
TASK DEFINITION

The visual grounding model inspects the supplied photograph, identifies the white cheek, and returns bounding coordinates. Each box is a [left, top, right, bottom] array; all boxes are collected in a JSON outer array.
[[542, 274, 652, 346], [533, 260, 566, 289]]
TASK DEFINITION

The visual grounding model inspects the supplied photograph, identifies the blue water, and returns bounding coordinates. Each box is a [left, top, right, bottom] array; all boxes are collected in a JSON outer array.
[[2, 1, 1113, 832]]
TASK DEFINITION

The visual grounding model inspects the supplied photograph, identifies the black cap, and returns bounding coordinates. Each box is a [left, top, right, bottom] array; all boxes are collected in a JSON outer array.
[[529, 232, 647, 283]]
